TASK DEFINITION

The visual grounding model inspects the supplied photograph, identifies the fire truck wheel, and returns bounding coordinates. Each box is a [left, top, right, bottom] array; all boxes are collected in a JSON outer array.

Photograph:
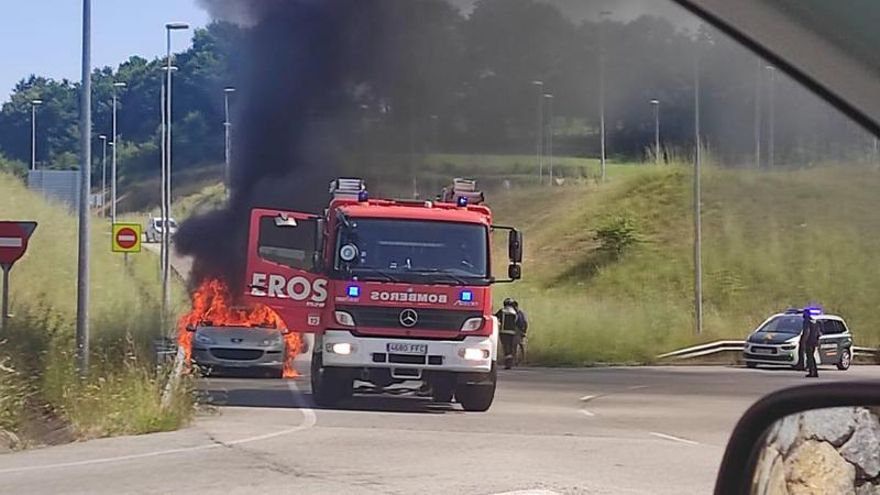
[[455, 365, 497, 412], [310, 353, 352, 406]]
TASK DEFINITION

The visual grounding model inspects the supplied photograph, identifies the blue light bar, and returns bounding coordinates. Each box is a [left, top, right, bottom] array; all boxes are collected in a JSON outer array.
[[358, 190, 369, 202], [457, 196, 468, 207], [460, 290, 473, 302], [347, 285, 361, 298]]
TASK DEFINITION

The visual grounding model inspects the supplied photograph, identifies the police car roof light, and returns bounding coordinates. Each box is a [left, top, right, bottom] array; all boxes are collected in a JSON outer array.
[[457, 196, 468, 207]]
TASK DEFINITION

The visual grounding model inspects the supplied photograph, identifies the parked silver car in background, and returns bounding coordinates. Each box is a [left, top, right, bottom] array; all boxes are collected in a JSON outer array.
[[145, 216, 178, 243]]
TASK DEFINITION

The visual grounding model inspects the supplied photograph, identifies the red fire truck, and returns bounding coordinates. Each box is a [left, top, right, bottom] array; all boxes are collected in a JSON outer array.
[[244, 178, 522, 411]]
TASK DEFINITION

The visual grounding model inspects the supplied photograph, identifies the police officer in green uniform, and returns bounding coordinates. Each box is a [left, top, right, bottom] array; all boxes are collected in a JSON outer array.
[[496, 298, 519, 369]]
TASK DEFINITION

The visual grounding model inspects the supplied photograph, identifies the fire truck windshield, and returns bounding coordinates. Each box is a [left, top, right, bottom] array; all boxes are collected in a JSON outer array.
[[336, 218, 489, 283]]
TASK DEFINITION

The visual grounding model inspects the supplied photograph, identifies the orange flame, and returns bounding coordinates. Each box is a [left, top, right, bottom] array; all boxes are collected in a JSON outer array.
[[178, 279, 302, 378]]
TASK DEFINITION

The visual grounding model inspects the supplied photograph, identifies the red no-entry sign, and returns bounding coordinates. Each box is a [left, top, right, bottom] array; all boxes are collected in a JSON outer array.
[[0, 221, 37, 331], [112, 223, 142, 253], [116, 227, 138, 249], [0, 221, 37, 269]]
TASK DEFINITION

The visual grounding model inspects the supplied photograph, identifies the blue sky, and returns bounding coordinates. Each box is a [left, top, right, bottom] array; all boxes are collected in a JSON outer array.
[[0, 0, 210, 96]]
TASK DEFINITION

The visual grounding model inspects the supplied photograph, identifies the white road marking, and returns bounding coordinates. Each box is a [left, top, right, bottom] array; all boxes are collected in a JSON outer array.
[[0, 237, 23, 248], [649, 432, 700, 446], [627, 385, 649, 390], [0, 380, 317, 475], [579, 394, 596, 402], [578, 409, 595, 417], [490, 490, 561, 495]]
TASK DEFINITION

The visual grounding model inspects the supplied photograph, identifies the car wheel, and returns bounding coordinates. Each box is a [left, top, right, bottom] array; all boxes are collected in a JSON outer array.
[[837, 349, 852, 371]]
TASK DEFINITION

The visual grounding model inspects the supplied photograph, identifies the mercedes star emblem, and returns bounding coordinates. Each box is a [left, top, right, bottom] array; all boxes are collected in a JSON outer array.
[[399, 308, 419, 328]]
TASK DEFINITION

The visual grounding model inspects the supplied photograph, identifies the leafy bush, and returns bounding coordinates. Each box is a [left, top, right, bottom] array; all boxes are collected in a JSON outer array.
[[596, 213, 640, 257]]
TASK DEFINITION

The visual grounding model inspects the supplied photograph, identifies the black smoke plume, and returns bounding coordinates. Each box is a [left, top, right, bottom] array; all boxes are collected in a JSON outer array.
[[176, 0, 387, 291]]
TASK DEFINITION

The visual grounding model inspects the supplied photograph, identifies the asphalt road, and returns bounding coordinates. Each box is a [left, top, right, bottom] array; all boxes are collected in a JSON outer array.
[[2, 364, 879, 494]]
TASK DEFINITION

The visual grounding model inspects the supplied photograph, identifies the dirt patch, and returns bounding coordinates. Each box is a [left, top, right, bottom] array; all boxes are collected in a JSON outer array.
[[13, 402, 75, 450]]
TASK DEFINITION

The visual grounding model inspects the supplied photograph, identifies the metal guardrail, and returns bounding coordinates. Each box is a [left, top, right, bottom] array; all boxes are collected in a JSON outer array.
[[658, 340, 879, 361]]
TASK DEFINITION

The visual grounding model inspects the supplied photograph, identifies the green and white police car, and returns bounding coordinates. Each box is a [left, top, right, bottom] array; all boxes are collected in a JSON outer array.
[[743, 308, 853, 371]]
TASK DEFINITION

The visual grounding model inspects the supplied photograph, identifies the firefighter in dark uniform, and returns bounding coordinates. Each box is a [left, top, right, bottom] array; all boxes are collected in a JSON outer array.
[[496, 298, 519, 369], [800, 310, 821, 378]]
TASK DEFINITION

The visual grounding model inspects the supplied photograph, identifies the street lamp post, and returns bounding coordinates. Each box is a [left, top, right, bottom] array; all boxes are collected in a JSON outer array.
[[223, 87, 235, 198], [111, 81, 126, 224], [694, 51, 703, 336], [75, 0, 92, 376], [650, 99, 660, 165], [99, 135, 107, 216], [158, 65, 177, 284], [532, 80, 544, 184], [544, 93, 554, 185], [163, 22, 189, 333], [598, 10, 612, 183], [766, 65, 777, 169], [30, 99, 43, 170], [754, 58, 762, 169]]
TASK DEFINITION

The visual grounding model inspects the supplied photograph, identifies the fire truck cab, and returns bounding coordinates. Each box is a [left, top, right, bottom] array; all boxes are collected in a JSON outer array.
[[244, 178, 523, 411]]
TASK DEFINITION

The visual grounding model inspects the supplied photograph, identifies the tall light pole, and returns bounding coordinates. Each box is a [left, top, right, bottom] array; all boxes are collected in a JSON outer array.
[[694, 49, 703, 336], [75, 0, 92, 376], [223, 87, 235, 198], [99, 135, 107, 216], [164, 22, 189, 332], [650, 99, 660, 165], [532, 80, 544, 184], [158, 65, 178, 282], [544, 93, 554, 185], [30, 99, 43, 170], [111, 81, 126, 224], [598, 10, 612, 183], [766, 65, 777, 169], [754, 59, 762, 169]]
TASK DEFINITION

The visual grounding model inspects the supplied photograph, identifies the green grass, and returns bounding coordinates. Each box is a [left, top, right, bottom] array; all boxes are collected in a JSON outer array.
[[0, 174, 192, 443], [490, 163, 880, 364]]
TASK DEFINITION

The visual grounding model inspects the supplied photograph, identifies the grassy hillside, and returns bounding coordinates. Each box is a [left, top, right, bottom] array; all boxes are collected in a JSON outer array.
[[165, 154, 880, 365], [490, 164, 880, 364], [0, 174, 191, 444]]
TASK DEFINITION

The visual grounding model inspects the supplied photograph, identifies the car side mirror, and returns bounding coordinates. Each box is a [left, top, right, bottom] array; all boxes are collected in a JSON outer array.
[[314, 218, 325, 270], [714, 382, 880, 495], [508, 264, 522, 280], [508, 230, 523, 264], [186, 324, 197, 333]]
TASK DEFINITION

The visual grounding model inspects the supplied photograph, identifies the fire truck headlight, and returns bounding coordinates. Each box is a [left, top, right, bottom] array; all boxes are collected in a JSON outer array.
[[460, 348, 490, 361], [335, 311, 356, 327], [327, 342, 353, 355], [460, 317, 485, 332]]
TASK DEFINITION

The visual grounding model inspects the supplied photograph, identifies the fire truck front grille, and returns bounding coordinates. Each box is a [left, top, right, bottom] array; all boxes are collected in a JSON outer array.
[[338, 306, 481, 331]]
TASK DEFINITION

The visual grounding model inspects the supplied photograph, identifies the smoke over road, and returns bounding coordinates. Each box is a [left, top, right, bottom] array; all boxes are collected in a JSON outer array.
[[177, 0, 387, 292]]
